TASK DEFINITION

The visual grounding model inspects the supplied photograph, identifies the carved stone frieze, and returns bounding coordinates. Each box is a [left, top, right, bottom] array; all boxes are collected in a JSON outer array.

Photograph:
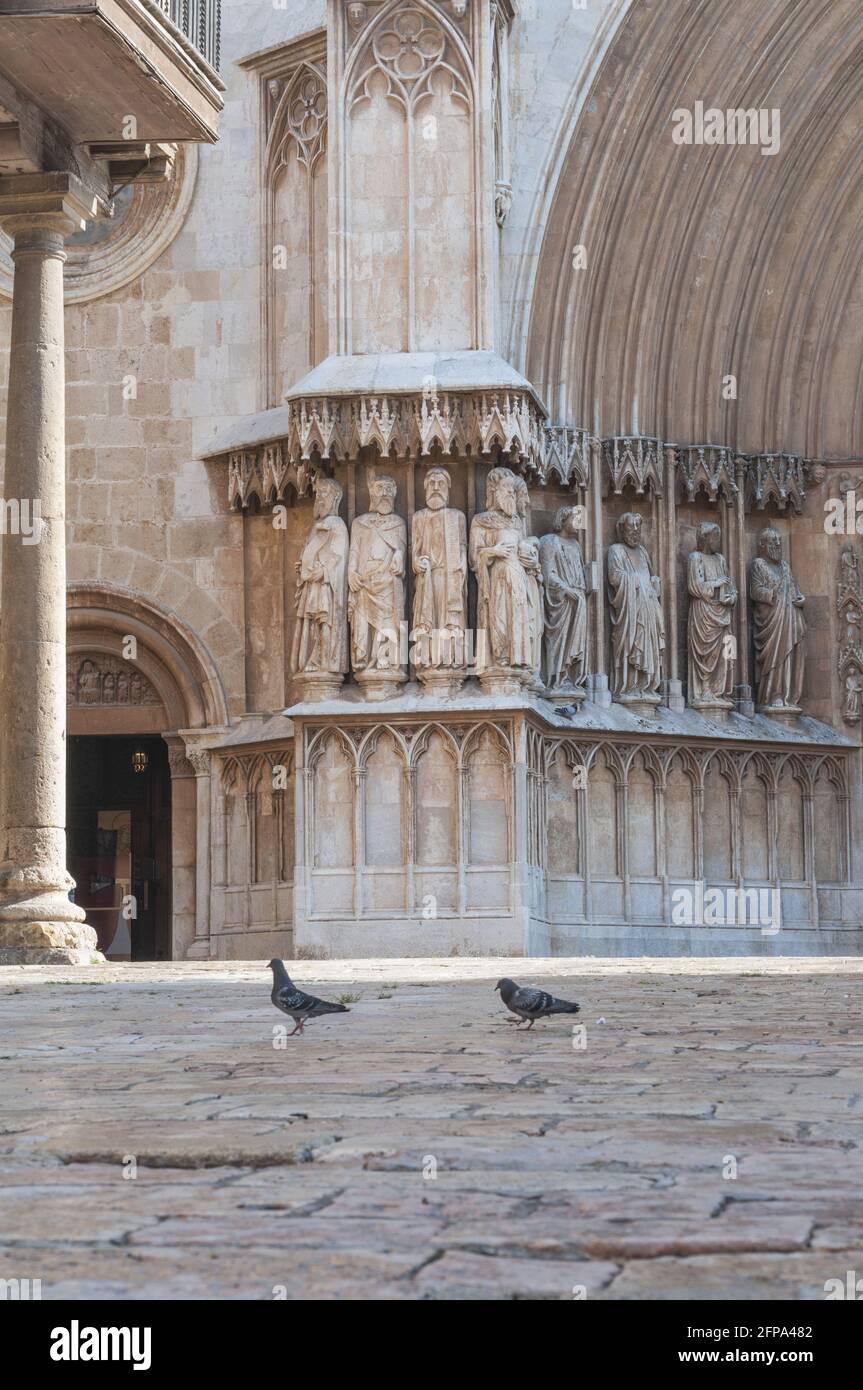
[[838, 543, 863, 725], [67, 657, 161, 708], [226, 389, 549, 507]]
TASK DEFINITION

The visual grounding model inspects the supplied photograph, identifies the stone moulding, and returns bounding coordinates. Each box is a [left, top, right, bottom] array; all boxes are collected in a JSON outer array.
[[209, 390, 847, 513], [221, 387, 553, 508]]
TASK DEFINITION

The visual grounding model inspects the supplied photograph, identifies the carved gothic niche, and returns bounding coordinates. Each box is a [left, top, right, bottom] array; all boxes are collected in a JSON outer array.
[[602, 436, 664, 497], [674, 445, 739, 505], [745, 452, 808, 514], [241, 33, 329, 406], [542, 426, 591, 491], [837, 543, 863, 725]]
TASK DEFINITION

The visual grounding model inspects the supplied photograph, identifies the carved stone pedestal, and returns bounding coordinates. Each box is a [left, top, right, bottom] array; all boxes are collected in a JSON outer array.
[[417, 670, 466, 700], [690, 698, 733, 723], [616, 691, 662, 718], [355, 668, 407, 702], [759, 703, 802, 726], [545, 684, 587, 710], [478, 667, 529, 698], [292, 672, 345, 704]]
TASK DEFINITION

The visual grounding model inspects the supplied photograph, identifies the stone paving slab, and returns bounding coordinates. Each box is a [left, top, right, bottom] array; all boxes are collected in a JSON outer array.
[[0, 958, 861, 1300]]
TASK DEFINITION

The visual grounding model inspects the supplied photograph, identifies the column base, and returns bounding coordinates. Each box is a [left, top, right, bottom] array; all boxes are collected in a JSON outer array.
[[186, 938, 212, 960], [0, 862, 103, 963], [0, 922, 103, 965]]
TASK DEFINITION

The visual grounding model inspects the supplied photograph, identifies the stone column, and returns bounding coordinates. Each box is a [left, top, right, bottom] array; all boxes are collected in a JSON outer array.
[[185, 746, 213, 960], [0, 174, 100, 963]]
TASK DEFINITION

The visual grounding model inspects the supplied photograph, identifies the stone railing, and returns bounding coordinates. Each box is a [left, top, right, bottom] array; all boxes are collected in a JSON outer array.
[[150, 0, 221, 71]]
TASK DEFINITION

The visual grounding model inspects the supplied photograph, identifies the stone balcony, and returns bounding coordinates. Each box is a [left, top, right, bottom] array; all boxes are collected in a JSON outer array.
[[0, 0, 223, 162]]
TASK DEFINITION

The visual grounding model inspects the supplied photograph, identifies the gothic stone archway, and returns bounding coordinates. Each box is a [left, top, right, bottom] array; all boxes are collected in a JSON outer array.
[[67, 585, 228, 959]]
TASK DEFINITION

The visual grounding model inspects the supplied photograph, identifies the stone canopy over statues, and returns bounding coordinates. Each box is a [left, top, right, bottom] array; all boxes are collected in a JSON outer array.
[[607, 512, 665, 708], [289, 470, 810, 723], [750, 526, 806, 717]]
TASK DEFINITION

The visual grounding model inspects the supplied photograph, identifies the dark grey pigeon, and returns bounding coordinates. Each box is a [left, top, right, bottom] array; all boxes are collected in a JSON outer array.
[[494, 977, 580, 1029], [268, 959, 349, 1036]]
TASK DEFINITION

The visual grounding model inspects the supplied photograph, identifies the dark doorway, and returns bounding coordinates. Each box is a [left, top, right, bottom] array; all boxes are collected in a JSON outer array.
[[67, 736, 172, 960]]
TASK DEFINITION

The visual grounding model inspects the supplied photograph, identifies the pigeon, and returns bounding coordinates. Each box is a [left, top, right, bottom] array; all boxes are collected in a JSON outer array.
[[494, 977, 581, 1029], [268, 959, 350, 1035]]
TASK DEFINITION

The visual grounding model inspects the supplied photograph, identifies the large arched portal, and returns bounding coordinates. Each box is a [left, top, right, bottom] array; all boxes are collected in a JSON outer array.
[[524, 0, 863, 458], [66, 585, 228, 960]]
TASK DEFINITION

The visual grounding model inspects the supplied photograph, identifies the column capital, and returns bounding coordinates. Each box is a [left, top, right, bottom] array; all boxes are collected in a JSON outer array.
[[0, 171, 106, 242]]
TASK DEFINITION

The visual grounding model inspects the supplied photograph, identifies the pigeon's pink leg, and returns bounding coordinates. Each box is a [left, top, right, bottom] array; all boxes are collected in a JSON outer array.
[[288, 1021, 302, 1036]]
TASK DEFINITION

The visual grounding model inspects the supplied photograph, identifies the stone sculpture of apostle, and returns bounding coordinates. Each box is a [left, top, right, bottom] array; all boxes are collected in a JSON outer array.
[[348, 472, 407, 697], [607, 511, 665, 704], [538, 505, 588, 700], [411, 466, 468, 694], [750, 526, 806, 714], [469, 466, 536, 693], [687, 521, 737, 709], [290, 476, 350, 701], [514, 475, 544, 685]]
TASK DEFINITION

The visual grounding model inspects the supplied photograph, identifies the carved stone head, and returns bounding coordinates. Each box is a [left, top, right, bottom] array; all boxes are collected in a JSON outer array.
[[423, 466, 451, 510], [368, 473, 397, 516], [696, 520, 722, 555], [554, 505, 582, 538], [486, 466, 518, 519], [758, 526, 782, 563], [314, 476, 343, 519], [617, 512, 643, 547]]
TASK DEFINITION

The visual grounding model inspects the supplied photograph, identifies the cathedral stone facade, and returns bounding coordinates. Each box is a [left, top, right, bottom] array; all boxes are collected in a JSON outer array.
[[1, 0, 862, 961]]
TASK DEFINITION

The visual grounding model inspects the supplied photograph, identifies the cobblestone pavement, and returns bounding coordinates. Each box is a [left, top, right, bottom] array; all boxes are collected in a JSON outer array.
[[1, 958, 862, 1301]]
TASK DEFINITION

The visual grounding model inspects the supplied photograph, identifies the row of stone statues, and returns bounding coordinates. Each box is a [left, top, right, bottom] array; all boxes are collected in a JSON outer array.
[[291, 465, 807, 715]]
